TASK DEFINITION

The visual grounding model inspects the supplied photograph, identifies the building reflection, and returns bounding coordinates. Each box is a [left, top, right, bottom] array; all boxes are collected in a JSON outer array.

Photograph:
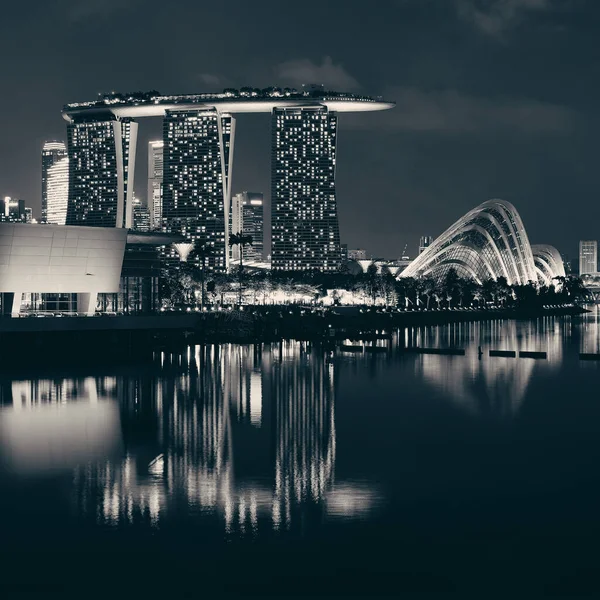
[[406, 319, 563, 416], [0, 377, 122, 473], [0, 343, 378, 534]]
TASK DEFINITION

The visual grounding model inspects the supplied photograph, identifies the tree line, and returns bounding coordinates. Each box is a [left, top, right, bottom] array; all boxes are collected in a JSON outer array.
[[161, 256, 589, 309]]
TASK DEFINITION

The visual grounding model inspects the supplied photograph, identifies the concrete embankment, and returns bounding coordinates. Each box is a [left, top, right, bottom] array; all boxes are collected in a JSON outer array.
[[0, 305, 585, 367]]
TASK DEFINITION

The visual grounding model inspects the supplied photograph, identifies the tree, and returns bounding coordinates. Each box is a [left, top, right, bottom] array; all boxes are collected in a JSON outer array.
[[365, 263, 379, 305], [190, 239, 215, 309], [229, 232, 253, 305], [422, 275, 436, 309], [559, 275, 590, 304]]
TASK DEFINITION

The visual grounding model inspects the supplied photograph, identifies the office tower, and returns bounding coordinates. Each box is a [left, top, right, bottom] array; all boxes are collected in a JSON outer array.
[[2, 197, 25, 222], [579, 240, 597, 275], [561, 253, 573, 275], [24, 207, 33, 223], [231, 191, 264, 262], [41, 142, 67, 224], [271, 106, 341, 272], [162, 110, 235, 271], [132, 196, 151, 231], [147, 140, 163, 230], [419, 235, 433, 255], [66, 117, 138, 228], [348, 249, 367, 261], [46, 155, 69, 225]]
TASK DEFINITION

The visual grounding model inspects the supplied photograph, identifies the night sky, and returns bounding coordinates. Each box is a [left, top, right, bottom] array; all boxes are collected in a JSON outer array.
[[0, 0, 597, 260]]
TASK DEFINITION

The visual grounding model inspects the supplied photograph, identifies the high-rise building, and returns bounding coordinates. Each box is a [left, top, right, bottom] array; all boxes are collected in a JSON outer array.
[[24, 207, 33, 224], [132, 196, 151, 232], [66, 117, 138, 228], [2, 197, 25, 222], [271, 106, 341, 272], [41, 142, 67, 224], [419, 235, 433, 255], [579, 240, 597, 275], [46, 155, 69, 225], [231, 191, 264, 262], [162, 110, 235, 271], [147, 140, 163, 230]]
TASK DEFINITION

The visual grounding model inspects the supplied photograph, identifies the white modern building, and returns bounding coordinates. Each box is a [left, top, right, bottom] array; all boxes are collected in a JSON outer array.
[[400, 200, 565, 285], [0, 223, 127, 316]]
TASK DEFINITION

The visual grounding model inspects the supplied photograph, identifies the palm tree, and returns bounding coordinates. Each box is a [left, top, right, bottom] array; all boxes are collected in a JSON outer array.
[[229, 232, 253, 305], [190, 239, 214, 309]]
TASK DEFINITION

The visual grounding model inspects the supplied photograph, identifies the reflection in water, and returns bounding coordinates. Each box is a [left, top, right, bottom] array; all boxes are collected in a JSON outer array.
[[579, 305, 600, 355], [0, 343, 379, 535], [405, 319, 566, 416], [0, 378, 122, 473], [2, 315, 598, 537]]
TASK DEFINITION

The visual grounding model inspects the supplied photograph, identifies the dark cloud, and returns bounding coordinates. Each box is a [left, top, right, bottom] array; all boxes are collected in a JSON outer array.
[[65, 0, 139, 22], [274, 57, 360, 90], [350, 87, 577, 135], [0, 0, 596, 261], [198, 73, 228, 88], [456, 0, 560, 38]]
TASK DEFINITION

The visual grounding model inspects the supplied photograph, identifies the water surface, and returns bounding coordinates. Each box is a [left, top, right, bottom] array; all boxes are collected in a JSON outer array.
[[2, 311, 600, 595]]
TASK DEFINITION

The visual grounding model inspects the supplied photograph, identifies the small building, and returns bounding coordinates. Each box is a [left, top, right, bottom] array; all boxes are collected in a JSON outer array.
[[0, 223, 182, 316]]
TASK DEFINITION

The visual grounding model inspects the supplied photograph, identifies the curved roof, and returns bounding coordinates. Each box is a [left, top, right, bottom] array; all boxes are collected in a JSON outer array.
[[399, 200, 540, 285], [531, 244, 566, 285], [62, 90, 395, 121]]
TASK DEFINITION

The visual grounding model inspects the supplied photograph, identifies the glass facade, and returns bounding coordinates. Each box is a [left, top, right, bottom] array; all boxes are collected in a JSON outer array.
[[579, 240, 597, 276], [532, 245, 566, 285], [401, 200, 540, 285], [271, 107, 341, 272], [132, 198, 151, 232], [147, 140, 164, 230], [42, 142, 68, 224], [98, 246, 161, 314], [66, 117, 138, 228], [20, 293, 77, 314], [231, 191, 264, 262], [46, 156, 69, 225], [162, 110, 235, 272]]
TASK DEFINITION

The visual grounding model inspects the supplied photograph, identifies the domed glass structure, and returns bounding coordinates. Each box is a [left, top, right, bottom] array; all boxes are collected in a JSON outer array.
[[531, 244, 566, 285], [400, 200, 564, 285]]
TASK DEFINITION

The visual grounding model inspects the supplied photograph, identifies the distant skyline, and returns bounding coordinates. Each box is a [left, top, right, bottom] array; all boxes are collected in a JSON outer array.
[[1, 0, 598, 259]]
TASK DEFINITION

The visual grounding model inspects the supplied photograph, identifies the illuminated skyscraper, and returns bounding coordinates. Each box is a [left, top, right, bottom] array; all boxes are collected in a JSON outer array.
[[2, 197, 25, 222], [579, 240, 597, 275], [419, 235, 433, 255], [271, 106, 341, 272], [46, 155, 69, 225], [41, 142, 67, 224], [132, 196, 151, 231], [162, 110, 235, 271], [66, 117, 138, 228], [147, 140, 163, 230], [231, 191, 264, 262]]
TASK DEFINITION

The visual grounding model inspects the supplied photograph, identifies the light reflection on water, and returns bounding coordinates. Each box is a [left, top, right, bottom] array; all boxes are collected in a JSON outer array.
[[1, 311, 600, 553], [0, 342, 382, 535]]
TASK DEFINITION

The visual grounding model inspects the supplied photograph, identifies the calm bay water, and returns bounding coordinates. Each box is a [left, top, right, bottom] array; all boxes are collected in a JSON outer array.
[[2, 310, 600, 595]]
